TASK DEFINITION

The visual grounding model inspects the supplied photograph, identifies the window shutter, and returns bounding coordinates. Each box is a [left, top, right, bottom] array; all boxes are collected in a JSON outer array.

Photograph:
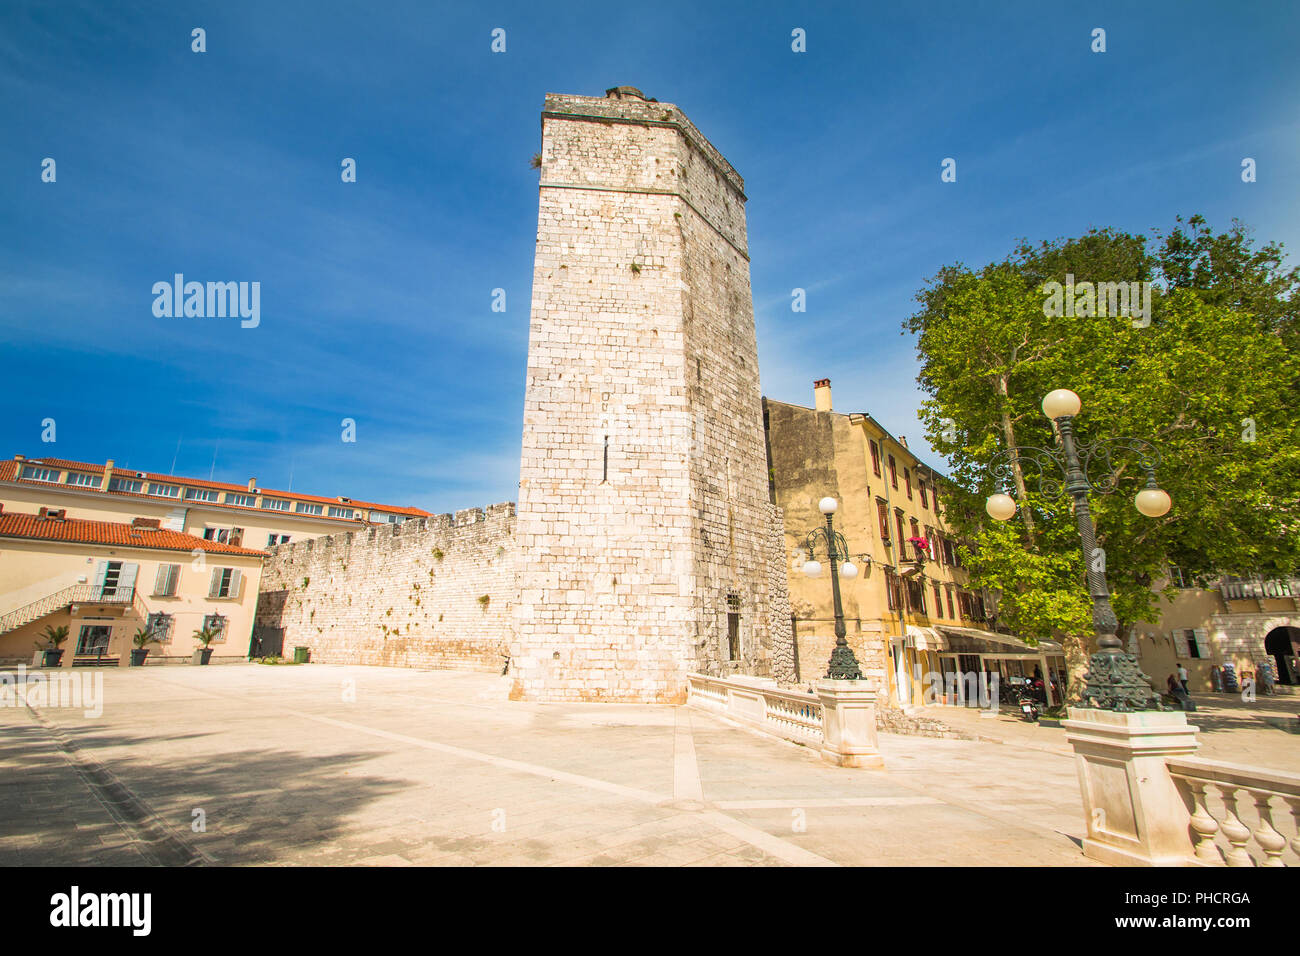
[[229, 568, 242, 599], [94, 560, 109, 586], [118, 563, 138, 594], [1173, 631, 1190, 658], [154, 564, 169, 595], [208, 568, 222, 598], [1191, 628, 1208, 657]]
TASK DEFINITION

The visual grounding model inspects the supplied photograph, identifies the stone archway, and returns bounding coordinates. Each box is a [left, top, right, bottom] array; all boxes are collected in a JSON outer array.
[[1264, 626, 1300, 684]]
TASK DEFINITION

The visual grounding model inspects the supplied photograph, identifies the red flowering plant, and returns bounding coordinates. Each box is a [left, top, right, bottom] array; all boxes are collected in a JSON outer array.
[[905, 536, 932, 561]]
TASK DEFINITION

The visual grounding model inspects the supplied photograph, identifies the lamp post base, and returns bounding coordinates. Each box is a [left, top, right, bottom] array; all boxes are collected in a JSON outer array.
[[816, 679, 884, 769]]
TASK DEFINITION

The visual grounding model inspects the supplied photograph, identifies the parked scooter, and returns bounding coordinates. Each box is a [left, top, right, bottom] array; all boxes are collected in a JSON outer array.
[[1006, 682, 1040, 721], [1017, 690, 1041, 722]]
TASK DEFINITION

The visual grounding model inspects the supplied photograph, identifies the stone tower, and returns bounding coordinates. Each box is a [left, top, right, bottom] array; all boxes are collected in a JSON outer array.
[[511, 87, 789, 703]]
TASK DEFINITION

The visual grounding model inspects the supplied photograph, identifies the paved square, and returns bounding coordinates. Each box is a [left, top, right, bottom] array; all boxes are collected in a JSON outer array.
[[2, 663, 1108, 866]]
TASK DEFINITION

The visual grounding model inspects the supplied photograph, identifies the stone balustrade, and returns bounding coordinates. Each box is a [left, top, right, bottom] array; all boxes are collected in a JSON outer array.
[[687, 673, 884, 768], [1066, 706, 1300, 866], [687, 674, 824, 746], [1167, 757, 1300, 867]]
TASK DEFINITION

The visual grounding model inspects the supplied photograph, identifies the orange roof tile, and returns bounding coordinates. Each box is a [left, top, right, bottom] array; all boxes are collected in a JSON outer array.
[[4, 456, 431, 519], [0, 510, 266, 557]]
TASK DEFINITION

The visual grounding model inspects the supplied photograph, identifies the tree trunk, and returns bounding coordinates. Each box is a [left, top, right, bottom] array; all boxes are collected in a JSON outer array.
[[995, 373, 1035, 533], [1060, 631, 1090, 704]]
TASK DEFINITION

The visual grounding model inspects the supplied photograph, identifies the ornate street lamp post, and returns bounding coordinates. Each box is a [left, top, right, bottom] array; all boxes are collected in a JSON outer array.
[[985, 389, 1172, 711], [800, 497, 863, 680]]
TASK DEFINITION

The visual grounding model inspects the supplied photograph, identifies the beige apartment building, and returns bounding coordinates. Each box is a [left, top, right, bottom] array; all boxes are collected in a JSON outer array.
[[0, 506, 265, 665], [0, 455, 430, 551], [1130, 571, 1300, 694], [764, 380, 1068, 710]]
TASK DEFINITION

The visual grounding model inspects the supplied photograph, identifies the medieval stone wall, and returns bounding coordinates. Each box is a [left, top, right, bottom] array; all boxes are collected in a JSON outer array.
[[255, 504, 516, 672]]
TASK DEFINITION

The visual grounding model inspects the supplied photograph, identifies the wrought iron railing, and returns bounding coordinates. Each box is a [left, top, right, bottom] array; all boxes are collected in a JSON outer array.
[[0, 584, 136, 636]]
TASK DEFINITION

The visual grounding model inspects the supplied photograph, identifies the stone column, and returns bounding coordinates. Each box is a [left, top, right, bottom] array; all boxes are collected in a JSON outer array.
[[1063, 707, 1201, 866], [816, 679, 884, 769]]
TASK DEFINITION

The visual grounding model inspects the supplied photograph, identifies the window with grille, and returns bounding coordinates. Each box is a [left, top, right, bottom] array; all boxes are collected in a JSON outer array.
[[64, 471, 98, 487], [202, 614, 228, 643], [185, 487, 221, 502], [150, 482, 180, 497], [296, 502, 324, 515], [22, 465, 60, 482], [262, 498, 290, 511], [146, 612, 173, 643], [726, 593, 741, 661]]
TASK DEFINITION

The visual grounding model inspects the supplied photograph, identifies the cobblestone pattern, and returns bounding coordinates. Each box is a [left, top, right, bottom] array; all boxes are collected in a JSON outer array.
[[512, 90, 780, 702], [255, 505, 516, 672]]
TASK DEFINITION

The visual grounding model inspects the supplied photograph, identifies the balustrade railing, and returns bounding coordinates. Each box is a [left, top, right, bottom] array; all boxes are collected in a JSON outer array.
[[1167, 757, 1300, 867], [687, 674, 825, 746]]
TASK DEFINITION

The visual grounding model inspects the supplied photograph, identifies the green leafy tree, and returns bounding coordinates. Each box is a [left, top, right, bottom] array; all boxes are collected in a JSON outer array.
[[907, 219, 1300, 701]]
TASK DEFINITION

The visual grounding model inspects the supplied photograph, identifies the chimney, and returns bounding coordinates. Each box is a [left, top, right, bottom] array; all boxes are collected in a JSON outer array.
[[102, 459, 115, 491], [813, 378, 832, 412], [899, 436, 909, 449], [13, 454, 24, 462], [247, 478, 257, 491]]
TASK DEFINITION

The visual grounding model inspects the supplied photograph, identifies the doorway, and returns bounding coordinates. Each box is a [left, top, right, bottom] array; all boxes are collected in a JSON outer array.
[[1265, 626, 1300, 684], [76, 625, 111, 655]]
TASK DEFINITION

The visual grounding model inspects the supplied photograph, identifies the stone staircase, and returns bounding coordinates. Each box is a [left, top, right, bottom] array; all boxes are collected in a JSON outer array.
[[0, 584, 134, 636]]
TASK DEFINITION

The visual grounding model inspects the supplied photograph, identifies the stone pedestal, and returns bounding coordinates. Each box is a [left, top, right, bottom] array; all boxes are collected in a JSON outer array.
[[1063, 707, 1201, 866], [816, 679, 884, 769]]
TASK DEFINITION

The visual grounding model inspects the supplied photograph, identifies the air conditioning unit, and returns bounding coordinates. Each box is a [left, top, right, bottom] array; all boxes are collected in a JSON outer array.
[[135, 472, 147, 478]]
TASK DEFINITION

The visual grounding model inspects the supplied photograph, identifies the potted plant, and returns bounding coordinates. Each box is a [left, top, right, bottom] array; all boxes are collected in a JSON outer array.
[[905, 536, 932, 563], [36, 624, 69, 667], [192, 624, 217, 665], [130, 626, 158, 666]]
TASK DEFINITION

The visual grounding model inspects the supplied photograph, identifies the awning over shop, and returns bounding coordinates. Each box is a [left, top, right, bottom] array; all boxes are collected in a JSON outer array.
[[905, 625, 944, 651], [934, 625, 1064, 656]]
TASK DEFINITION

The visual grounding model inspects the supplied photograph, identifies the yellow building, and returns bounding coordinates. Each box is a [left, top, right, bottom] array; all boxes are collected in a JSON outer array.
[[1, 455, 430, 552], [0, 506, 265, 666], [764, 380, 1067, 710]]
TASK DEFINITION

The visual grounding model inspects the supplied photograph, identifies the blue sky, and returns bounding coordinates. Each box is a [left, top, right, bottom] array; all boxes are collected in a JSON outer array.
[[3, 0, 1297, 513]]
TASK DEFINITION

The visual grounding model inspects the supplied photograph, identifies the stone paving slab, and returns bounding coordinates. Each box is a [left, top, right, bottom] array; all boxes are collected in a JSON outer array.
[[923, 694, 1300, 772], [0, 663, 1107, 866]]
